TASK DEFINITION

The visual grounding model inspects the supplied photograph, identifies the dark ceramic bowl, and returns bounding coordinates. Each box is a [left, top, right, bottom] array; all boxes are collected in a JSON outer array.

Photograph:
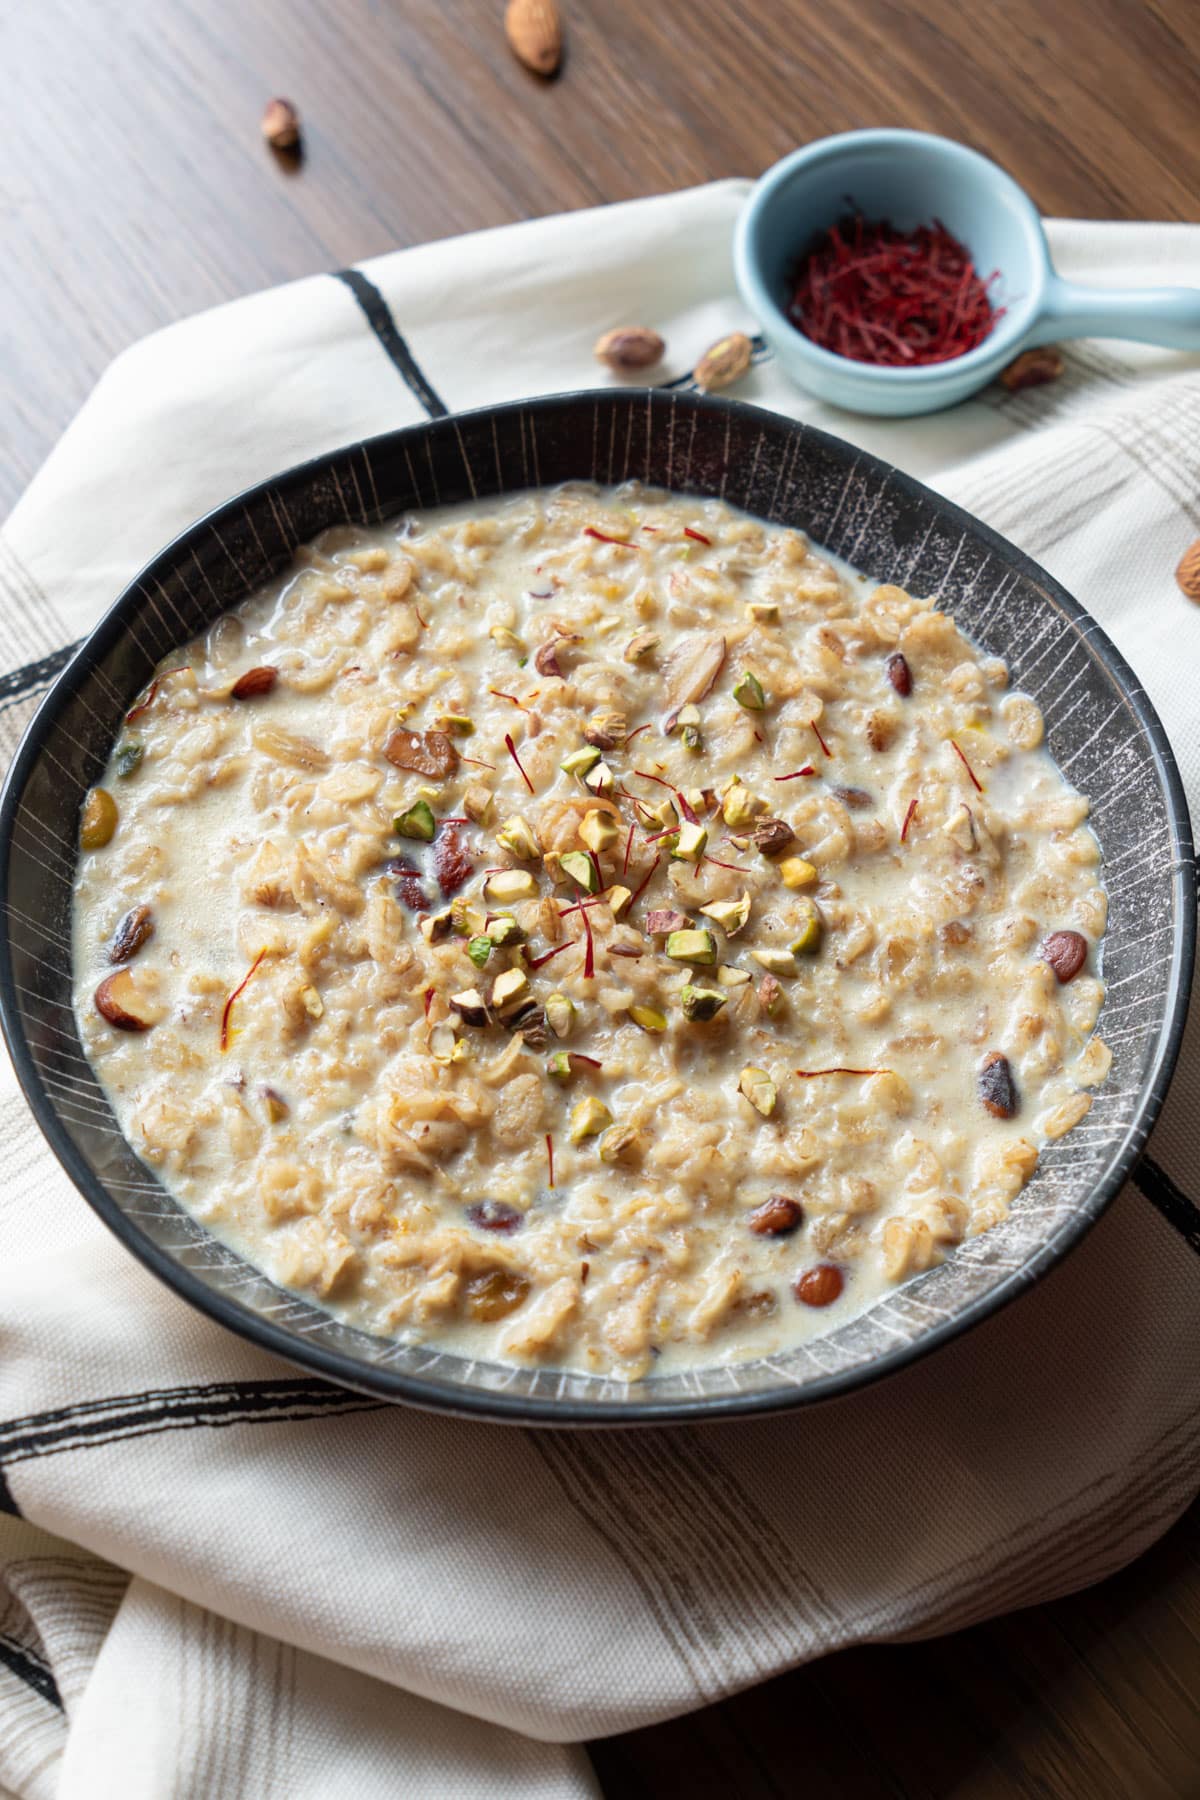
[[0, 392, 1192, 1424]]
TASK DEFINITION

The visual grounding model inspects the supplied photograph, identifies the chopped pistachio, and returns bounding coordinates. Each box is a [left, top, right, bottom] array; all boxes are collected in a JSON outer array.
[[624, 629, 660, 664], [722, 781, 766, 829], [673, 703, 701, 733], [790, 897, 823, 954], [394, 799, 436, 841], [738, 1066, 777, 1116], [483, 869, 538, 904], [467, 935, 493, 969], [496, 815, 541, 860], [569, 1096, 612, 1143], [488, 915, 526, 948], [733, 670, 767, 710], [561, 746, 602, 781], [699, 893, 751, 935], [451, 897, 487, 937], [543, 850, 565, 885], [681, 724, 703, 752], [547, 1051, 573, 1080], [686, 788, 708, 814], [114, 742, 144, 779], [544, 992, 575, 1039], [489, 625, 527, 655], [759, 972, 783, 1016], [450, 987, 489, 1026], [434, 713, 475, 737], [598, 1122, 641, 1164], [490, 967, 529, 1013], [584, 760, 614, 797], [649, 797, 679, 829], [779, 856, 818, 889], [629, 1004, 668, 1033], [746, 599, 780, 623], [680, 984, 727, 1022], [560, 850, 600, 894], [670, 820, 708, 862], [607, 884, 633, 918], [415, 784, 441, 803], [579, 809, 620, 854], [420, 911, 455, 945], [429, 1022, 458, 1064], [717, 966, 752, 987], [260, 1086, 289, 1123], [751, 947, 799, 977], [665, 928, 718, 965], [462, 783, 494, 826]]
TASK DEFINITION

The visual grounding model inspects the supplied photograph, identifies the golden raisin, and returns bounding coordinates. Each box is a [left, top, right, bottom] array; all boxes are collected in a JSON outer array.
[[464, 1268, 530, 1322]]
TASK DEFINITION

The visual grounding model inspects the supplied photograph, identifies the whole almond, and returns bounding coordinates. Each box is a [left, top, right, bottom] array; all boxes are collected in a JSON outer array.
[[594, 327, 665, 372], [505, 0, 562, 75], [1175, 538, 1200, 602], [94, 970, 155, 1032], [693, 331, 753, 392], [999, 347, 1064, 392], [261, 98, 301, 150], [231, 665, 278, 700]]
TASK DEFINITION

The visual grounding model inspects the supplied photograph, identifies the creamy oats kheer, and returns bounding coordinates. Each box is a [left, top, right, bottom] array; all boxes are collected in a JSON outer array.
[[71, 482, 1110, 1380]]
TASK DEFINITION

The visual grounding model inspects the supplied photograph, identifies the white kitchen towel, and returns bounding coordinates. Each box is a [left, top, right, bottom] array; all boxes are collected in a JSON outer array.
[[0, 180, 1197, 1797]]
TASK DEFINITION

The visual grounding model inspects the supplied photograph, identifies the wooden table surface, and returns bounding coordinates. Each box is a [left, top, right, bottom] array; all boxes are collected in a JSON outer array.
[[2, 1, 1198, 1792]]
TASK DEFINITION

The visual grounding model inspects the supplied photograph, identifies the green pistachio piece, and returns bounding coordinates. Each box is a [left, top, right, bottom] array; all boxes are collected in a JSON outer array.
[[569, 1096, 612, 1143], [608, 885, 632, 918], [699, 893, 751, 935], [746, 599, 780, 622], [665, 928, 718, 965], [488, 915, 526, 948], [561, 746, 602, 781], [496, 815, 541, 860], [738, 1066, 777, 1116], [114, 742, 144, 779], [579, 809, 620, 854], [680, 984, 727, 1022], [490, 967, 529, 1013], [750, 947, 798, 977], [419, 910, 455, 945], [451, 898, 487, 937], [790, 897, 823, 955], [483, 870, 538, 904], [649, 797, 679, 829], [721, 781, 765, 829], [598, 1122, 641, 1164], [544, 992, 575, 1039], [733, 670, 766, 710], [583, 761, 614, 796], [547, 1051, 573, 1080], [670, 821, 708, 863], [681, 724, 703, 752], [629, 1004, 668, 1033], [489, 625, 527, 655], [394, 800, 436, 842], [435, 713, 475, 737], [467, 935, 493, 968], [560, 850, 601, 895]]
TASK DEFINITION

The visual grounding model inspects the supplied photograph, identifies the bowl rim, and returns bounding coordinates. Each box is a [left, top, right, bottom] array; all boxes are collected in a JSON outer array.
[[0, 389, 1193, 1426], [733, 127, 1051, 385]]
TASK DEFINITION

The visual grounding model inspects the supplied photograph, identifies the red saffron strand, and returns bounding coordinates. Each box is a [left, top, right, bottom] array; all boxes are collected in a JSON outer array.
[[683, 527, 712, 545], [461, 755, 497, 770], [584, 526, 634, 547], [810, 719, 832, 757], [629, 856, 661, 908], [503, 733, 534, 794], [624, 723, 652, 747], [526, 942, 570, 971], [633, 768, 676, 791], [704, 854, 750, 873], [582, 908, 595, 979], [950, 739, 984, 793], [900, 797, 918, 842], [622, 820, 636, 876], [413, 603, 429, 629], [774, 766, 816, 781], [675, 791, 699, 824], [219, 950, 267, 1052], [545, 1133, 555, 1189], [125, 678, 160, 724], [489, 689, 527, 711], [423, 986, 435, 1018], [569, 1053, 603, 1069], [794, 1067, 891, 1079]]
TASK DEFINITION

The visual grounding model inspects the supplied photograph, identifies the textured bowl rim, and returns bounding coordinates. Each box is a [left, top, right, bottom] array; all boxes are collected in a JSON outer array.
[[0, 390, 1193, 1427]]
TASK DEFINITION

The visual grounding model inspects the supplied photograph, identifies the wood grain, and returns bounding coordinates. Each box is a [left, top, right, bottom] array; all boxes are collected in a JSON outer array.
[[0, 2, 1198, 1793]]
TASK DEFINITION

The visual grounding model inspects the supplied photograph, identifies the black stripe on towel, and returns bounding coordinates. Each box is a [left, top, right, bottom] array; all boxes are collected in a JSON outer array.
[[0, 643, 79, 706], [332, 269, 449, 418], [1134, 1154, 1200, 1256], [0, 1633, 63, 1710]]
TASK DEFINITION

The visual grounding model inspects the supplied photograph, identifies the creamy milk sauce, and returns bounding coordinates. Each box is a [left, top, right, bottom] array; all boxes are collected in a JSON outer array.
[[72, 485, 1109, 1380]]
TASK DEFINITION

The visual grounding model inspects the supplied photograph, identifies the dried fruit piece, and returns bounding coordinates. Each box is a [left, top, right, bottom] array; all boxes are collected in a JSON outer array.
[[80, 788, 118, 850], [583, 710, 627, 749], [979, 1051, 1018, 1119], [665, 928, 717, 965], [885, 651, 912, 696], [569, 1097, 612, 1143], [753, 818, 795, 859], [386, 855, 427, 912], [832, 786, 873, 810], [1000, 347, 1064, 392], [544, 992, 575, 1038], [252, 724, 329, 772], [451, 988, 490, 1027], [793, 1264, 844, 1307], [1042, 929, 1088, 984], [680, 985, 726, 1022], [645, 908, 689, 936], [114, 742, 144, 779], [699, 894, 751, 935], [758, 972, 782, 1016], [748, 1195, 803, 1236], [434, 823, 473, 898], [384, 728, 459, 780], [790, 897, 822, 955], [670, 821, 707, 863], [533, 639, 564, 677], [395, 800, 436, 842], [94, 969, 154, 1032], [231, 665, 278, 700], [261, 98, 300, 149], [467, 1200, 523, 1233], [624, 630, 660, 665], [496, 815, 541, 860], [732, 670, 766, 710], [778, 856, 817, 889], [629, 1004, 667, 1033], [109, 904, 154, 964], [1174, 538, 1200, 603], [594, 327, 665, 371], [504, 0, 562, 74], [260, 1086, 289, 1123], [693, 331, 753, 392], [465, 1268, 530, 1322]]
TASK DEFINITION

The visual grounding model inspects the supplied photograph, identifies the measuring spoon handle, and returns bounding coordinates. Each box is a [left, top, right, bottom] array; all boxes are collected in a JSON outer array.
[[1028, 275, 1200, 351]]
